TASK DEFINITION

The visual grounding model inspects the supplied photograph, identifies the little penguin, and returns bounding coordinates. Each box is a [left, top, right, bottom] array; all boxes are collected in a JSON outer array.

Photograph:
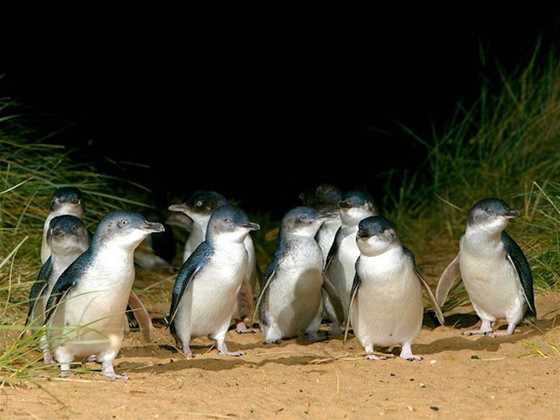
[[436, 198, 536, 336], [44, 211, 164, 379], [346, 216, 445, 360], [255, 207, 345, 343], [169, 191, 259, 333], [168, 205, 260, 357], [325, 191, 377, 318], [41, 187, 84, 263], [27, 215, 89, 364]]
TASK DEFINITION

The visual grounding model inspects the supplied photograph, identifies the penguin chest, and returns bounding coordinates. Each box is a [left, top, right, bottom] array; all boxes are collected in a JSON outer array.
[[459, 243, 524, 320], [188, 245, 248, 336], [352, 255, 423, 347], [330, 232, 359, 306], [267, 240, 323, 335]]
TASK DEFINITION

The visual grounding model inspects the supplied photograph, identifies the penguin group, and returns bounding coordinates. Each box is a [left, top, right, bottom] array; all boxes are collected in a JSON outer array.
[[27, 185, 536, 379]]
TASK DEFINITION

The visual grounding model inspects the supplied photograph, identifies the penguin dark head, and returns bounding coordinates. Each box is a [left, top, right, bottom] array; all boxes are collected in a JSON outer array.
[[356, 216, 399, 256], [168, 191, 228, 225], [338, 191, 377, 226], [50, 187, 84, 215], [93, 211, 165, 250], [47, 215, 89, 256], [467, 198, 519, 234], [206, 205, 259, 244], [299, 184, 342, 210], [281, 207, 325, 238]]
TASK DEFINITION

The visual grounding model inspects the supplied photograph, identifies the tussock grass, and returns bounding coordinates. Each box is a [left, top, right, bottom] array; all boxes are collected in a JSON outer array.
[[386, 53, 560, 305]]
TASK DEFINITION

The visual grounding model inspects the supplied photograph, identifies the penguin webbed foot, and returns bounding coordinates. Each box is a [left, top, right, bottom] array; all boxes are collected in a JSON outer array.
[[102, 363, 128, 381], [304, 331, 328, 343], [43, 353, 55, 365], [235, 321, 258, 334], [399, 343, 422, 361], [365, 354, 387, 361], [218, 350, 244, 357]]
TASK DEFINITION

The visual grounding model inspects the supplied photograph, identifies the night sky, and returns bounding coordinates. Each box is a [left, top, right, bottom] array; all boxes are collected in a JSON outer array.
[[2, 10, 559, 215]]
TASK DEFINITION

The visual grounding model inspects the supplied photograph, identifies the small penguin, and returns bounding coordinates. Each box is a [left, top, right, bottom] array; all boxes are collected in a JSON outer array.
[[44, 211, 164, 379], [436, 198, 536, 336], [255, 207, 344, 343], [346, 216, 444, 361], [325, 191, 377, 317], [300, 184, 343, 264], [27, 215, 89, 364], [168, 205, 260, 357], [169, 191, 258, 333], [41, 187, 84, 263]]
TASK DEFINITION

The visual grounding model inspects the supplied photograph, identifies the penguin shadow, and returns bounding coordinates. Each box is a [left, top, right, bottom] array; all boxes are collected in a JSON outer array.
[[415, 311, 553, 355]]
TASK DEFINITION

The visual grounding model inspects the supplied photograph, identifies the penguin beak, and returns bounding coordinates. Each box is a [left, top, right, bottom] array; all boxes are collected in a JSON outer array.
[[143, 221, 165, 233], [239, 222, 260, 231], [168, 204, 194, 221], [504, 209, 520, 219]]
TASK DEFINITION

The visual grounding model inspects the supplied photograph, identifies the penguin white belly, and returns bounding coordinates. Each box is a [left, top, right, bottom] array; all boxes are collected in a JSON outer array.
[[352, 258, 423, 348], [330, 233, 359, 310], [49, 259, 134, 359], [460, 248, 525, 322], [176, 246, 247, 338], [317, 220, 341, 264], [266, 243, 323, 338]]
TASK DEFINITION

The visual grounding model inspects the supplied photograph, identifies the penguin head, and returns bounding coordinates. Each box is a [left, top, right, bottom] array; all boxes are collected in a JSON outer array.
[[47, 215, 89, 256], [356, 216, 399, 256], [338, 191, 377, 226], [281, 207, 326, 238], [93, 211, 165, 249], [467, 198, 519, 234], [299, 184, 342, 210], [50, 187, 84, 216], [168, 191, 228, 226], [206, 205, 260, 244]]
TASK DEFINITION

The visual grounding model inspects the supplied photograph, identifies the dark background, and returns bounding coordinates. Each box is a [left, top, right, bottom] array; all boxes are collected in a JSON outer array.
[[2, 9, 559, 216]]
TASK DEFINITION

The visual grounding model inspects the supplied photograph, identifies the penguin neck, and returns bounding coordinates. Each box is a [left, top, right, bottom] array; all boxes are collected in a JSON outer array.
[[191, 215, 211, 242], [207, 235, 247, 253], [463, 225, 504, 255], [91, 241, 136, 266], [360, 244, 404, 267]]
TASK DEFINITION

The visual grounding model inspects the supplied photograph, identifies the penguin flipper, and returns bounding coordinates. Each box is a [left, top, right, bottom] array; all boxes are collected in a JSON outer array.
[[435, 254, 461, 307], [26, 257, 53, 326], [322, 274, 345, 327], [253, 267, 276, 326], [343, 262, 361, 344], [502, 231, 536, 317], [128, 291, 154, 342], [168, 241, 213, 330], [415, 269, 445, 326], [324, 226, 342, 272]]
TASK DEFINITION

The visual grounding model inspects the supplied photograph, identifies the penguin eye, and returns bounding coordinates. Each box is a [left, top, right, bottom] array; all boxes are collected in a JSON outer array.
[[71, 198, 80, 204], [118, 219, 129, 228], [223, 218, 232, 224], [195, 200, 203, 208]]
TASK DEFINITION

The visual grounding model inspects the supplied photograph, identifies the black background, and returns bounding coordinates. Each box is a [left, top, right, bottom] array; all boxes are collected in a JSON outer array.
[[2, 8, 559, 215]]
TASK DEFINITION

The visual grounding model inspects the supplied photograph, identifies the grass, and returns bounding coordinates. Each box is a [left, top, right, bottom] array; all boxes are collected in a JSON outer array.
[[385, 53, 560, 298]]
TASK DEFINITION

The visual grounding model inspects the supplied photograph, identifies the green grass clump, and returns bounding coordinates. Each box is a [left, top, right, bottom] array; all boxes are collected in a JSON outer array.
[[387, 53, 560, 295]]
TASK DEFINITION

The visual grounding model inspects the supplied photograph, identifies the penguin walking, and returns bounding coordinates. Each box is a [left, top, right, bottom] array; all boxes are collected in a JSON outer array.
[[325, 191, 377, 318], [168, 205, 260, 357], [39, 187, 154, 341], [436, 198, 536, 336], [169, 191, 258, 333], [27, 215, 89, 363], [44, 212, 164, 379], [255, 207, 344, 343], [346, 216, 444, 360]]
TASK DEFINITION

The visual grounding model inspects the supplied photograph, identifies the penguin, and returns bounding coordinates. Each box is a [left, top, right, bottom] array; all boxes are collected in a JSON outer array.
[[346, 216, 445, 361], [300, 184, 343, 264], [41, 187, 83, 264], [27, 215, 89, 364], [168, 205, 260, 357], [44, 211, 164, 379], [325, 191, 377, 318], [39, 187, 154, 341], [169, 191, 258, 333], [436, 198, 536, 336], [255, 207, 345, 343]]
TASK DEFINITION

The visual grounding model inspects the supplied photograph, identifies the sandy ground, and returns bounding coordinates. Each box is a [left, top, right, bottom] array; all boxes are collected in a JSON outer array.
[[2, 276, 560, 420]]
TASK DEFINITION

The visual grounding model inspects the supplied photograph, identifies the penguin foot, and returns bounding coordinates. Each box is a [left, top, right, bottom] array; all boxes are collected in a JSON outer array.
[[43, 353, 54, 364], [235, 321, 258, 334], [219, 350, 244, 357], [86, 355, 97, 363], [264, 339, 282, 345], [401, 355, 423, 362], [463, 329, 493, 336], [399, 343, 422, 361], [365, 354, 387, 361], [305, 331, 328, 343], [490, 330, 514, 337], [103, 372, 129, 381]]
